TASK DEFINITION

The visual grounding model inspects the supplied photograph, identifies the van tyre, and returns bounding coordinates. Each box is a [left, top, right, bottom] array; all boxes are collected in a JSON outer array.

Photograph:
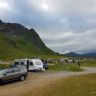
[[20, 75, 25, 81]]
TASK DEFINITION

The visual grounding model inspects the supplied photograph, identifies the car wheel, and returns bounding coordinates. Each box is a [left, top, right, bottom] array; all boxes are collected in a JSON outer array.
[[20, 75, 25, 81], [45, 68, 48, 70], [0, 79, 3, 85]]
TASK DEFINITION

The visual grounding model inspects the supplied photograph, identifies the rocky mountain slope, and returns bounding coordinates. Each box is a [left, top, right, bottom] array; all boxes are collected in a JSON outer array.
[[0, 20, 55, 60]]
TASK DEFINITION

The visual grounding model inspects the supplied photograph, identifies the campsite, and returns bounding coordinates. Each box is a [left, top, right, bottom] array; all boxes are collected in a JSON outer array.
[[0, 0, 96, 96], [0, 60, 96, 96]]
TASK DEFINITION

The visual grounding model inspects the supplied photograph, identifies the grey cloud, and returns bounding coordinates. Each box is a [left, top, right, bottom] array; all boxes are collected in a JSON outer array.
[[0, 0, 96, 54], [48, 29, 96, 53]]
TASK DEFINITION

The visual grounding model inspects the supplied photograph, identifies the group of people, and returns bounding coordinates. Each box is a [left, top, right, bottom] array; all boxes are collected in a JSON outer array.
[[58, 59, 81, 67], [45, 58, 81, 67], [47, 58, 57, 63]]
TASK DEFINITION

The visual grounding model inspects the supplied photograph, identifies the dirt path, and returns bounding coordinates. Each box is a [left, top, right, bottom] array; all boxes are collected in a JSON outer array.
[[0, 67, 96, 96]]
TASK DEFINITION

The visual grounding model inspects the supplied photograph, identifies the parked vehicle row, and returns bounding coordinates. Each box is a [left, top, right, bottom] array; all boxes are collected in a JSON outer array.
[[58, 58, 76, 63], [0, 58, 48, 84]]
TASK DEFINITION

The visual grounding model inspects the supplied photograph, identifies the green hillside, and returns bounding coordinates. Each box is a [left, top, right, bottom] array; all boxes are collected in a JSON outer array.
[[0, 20, 56, 60]]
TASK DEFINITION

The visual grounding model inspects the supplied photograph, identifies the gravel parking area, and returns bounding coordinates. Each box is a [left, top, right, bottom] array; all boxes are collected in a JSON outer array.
[[0, 67, 96, 96]]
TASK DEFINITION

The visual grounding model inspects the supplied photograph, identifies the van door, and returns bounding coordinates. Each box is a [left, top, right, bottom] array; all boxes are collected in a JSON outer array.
[[29, 62, 34, 70], [27, 60, 29, 69]]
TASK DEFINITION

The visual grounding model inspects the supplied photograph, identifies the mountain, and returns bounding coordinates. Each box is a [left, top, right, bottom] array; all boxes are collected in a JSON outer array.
[[0, 20, 56, 60], [65, 52, 96, 58]]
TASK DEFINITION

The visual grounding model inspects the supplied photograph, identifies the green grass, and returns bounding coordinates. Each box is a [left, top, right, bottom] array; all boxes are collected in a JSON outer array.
[[23, 73, 96, 96], [0, 36, 58, 60], [0, 64, 11, 69], [80, 61, 96, 67], [48, 63, 83, 72]]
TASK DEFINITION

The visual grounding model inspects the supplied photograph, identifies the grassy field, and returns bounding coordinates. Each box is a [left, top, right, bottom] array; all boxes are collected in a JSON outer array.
[[22, 73, 96, 96], [50, 60, 96, 68], [47, 60, 96, 71], [48, 63, 83, 72], [80, 61, 96, 67], [0, 64, 11, 69]]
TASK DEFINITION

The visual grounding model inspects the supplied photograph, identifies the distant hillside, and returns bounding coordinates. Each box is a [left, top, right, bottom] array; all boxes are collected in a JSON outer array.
[[65, 52, 96, 58], [0, 20, 56, 60]]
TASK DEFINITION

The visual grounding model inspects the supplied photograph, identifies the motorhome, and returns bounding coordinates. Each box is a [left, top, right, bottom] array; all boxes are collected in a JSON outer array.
[[14, 58, 45, 71]]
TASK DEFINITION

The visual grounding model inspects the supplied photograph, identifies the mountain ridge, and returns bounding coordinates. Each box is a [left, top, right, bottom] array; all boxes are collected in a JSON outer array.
[[0, 20, 56, 60], [65, 52, 96, 58]]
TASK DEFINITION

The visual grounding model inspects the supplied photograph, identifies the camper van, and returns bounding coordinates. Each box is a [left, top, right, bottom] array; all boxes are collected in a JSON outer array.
[[14, 58, 45, 71]]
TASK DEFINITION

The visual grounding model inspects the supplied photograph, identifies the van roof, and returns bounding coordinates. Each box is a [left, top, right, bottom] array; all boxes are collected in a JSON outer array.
[[15, 58, 41, 61]]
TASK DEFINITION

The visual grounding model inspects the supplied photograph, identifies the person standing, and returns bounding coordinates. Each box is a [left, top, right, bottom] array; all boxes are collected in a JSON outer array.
[[78, 61, 80, 67], [58, 59, 60, 63]]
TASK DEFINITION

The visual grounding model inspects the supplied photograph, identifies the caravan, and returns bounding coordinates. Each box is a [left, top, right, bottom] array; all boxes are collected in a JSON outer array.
[[14, 58, 45, 71]]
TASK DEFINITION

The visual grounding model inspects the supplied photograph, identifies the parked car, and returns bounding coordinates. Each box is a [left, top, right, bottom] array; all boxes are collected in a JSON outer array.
[[42, 60, 48, 70], [43, 63, 48, 70], [0, 67, 28, 84]]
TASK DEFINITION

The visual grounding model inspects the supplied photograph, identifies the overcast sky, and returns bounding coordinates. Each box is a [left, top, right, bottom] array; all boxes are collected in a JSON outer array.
[[0, 0, 96, 54]]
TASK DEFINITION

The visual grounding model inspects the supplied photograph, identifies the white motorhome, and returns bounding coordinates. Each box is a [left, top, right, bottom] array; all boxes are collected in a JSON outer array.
[[14, 58, 45, 71]]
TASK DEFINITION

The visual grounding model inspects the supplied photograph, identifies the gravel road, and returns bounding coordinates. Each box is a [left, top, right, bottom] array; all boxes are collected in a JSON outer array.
[[0, 67, 96, 96]]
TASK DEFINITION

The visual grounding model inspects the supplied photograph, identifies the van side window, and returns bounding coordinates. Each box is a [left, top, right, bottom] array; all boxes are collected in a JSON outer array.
[[35, 62, 41, 65], [30, 62, 33, 65], [21, 62, 24, 65]]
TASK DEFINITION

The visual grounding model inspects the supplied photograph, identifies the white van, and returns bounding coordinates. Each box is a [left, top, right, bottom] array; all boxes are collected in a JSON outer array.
[[14, 58, 45, 71]]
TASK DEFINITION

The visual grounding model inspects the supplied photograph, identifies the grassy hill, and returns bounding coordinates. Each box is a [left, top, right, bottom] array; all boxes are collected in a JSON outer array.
[[0, 20, 57, 60]]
